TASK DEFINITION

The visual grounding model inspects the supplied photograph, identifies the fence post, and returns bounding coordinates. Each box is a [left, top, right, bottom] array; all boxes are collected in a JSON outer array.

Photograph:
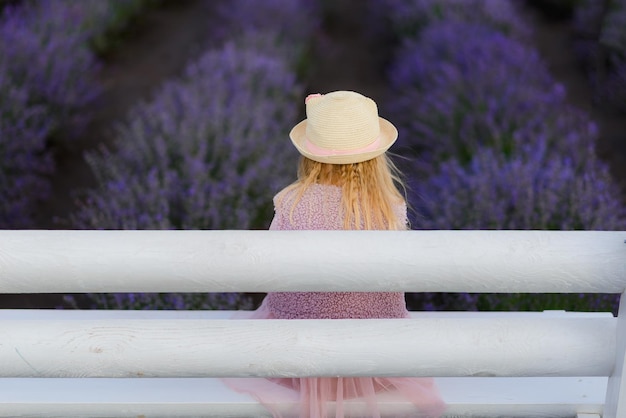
[[605, 291, 626, 418]]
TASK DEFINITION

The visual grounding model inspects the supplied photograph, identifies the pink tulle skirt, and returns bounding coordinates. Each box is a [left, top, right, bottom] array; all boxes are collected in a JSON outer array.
[[222, 301, 446, 418]]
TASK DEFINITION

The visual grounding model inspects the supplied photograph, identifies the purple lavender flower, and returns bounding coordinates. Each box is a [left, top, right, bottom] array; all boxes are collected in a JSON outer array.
[[210, 0, 321, 76], [70, 0, 314, 310], [0, 1, 100, 136], [71, 43, 299, 309], [405, 140, 625, 312], [213, 0, 321, 46], [384, 2, 626, 313], [0, 0, 156, 228], [383, 0, 531, 41], [388, 22, 576, 171], [73, 43, 301, 231], [0, 66, 54, 228], [64, 292, 253, 310], [412, 141, 626, 231]]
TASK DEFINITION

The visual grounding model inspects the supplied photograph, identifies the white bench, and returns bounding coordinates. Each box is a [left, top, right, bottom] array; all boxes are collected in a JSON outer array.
[[0, 230, 624, 417]]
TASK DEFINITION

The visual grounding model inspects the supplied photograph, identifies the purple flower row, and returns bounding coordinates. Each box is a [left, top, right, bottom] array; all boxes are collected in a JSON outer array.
[[211, 0, 321, 76], [0, 0, 149, 228], [384, 1, 625, 312], [414, 141, 625, 231], [213, 0, 321, 47], [381, 0, 531, 41], [71, 0, 319, 310], [386, 19, 624, 230], [0, 0, 131, 137], [0, 67, 53, 228], [72, 44, 302, 231], [64, 292, 253, 311], [388, 22, 564, 172]]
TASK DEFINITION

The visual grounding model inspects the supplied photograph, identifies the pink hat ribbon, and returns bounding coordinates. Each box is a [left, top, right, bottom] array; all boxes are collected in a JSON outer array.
[[303, 136, 382, 156], [305, 93, 323, 103]]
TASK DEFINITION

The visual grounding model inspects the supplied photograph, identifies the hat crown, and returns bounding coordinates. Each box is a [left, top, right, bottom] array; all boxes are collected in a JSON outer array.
[[305, 91, 380, 151]]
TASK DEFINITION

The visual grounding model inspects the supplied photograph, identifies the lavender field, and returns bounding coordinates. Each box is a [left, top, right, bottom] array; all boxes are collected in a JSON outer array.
[[1, 0, 625, 312]]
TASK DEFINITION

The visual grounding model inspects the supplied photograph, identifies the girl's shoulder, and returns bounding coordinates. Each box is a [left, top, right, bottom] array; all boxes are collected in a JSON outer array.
[[272, 184, 344, 230], [273, 183, 341, 207]]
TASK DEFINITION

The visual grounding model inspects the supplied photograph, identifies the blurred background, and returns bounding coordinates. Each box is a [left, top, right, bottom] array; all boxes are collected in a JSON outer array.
[[1, 0, 625, 312]]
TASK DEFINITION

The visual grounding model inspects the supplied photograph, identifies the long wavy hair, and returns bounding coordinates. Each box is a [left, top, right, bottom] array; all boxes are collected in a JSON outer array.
[[277, 154, 407, 230]]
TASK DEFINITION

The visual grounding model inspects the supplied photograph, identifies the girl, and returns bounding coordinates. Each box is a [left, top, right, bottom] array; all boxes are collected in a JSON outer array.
[[224, 91, 445, 418]]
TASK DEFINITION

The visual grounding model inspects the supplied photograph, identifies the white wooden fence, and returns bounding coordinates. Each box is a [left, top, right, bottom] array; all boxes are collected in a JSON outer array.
[[0, 230, 624, 417]]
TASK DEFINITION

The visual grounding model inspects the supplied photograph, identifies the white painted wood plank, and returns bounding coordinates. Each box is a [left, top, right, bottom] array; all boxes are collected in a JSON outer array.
[[605, 291, 626, 418], [0, 377, 606, 417], [0, 315, 615, 378], [1, 230, 624, 293], [0, 309, 613, 320]]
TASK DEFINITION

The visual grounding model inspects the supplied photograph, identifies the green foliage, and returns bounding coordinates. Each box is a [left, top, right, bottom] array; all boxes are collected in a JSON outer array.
[[477, 293, 619, 315], [88, 0, 163, 55]]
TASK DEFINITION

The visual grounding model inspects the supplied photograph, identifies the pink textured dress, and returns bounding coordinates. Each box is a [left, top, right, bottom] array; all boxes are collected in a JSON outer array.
[[223, 184, 446, 418]]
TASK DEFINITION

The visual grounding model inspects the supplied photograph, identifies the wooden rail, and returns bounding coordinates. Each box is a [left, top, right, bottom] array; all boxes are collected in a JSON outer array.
[[0, 230, 624, 418]]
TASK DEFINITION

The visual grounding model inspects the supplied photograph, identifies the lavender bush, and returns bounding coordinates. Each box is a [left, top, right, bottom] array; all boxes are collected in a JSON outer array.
[[388, 23, 581, 172], [68, 0, 319, 311], [213, 0, 321, 47], [406, 141, 625, 313], [212, 0, 321, 76], [73, 44, 301, 230], [64, 292, 253, 311], [383, 5, 626, 312], [0, 0, 153, 227], [0, 0, 157, 135], [0, 0, 100, 136], [383, 0, 531, 41], [71, 44, 302, 309], [413, 143, 626, 231], [0, 68, 54, 228]]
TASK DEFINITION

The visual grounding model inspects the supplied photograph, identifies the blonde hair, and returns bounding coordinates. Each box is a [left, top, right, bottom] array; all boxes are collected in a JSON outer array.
[[278, 154, 407, 230]]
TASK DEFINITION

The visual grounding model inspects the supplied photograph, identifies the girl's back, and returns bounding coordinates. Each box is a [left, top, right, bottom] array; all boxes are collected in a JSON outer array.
[[266, 183, 408, 320], [222, 91, 445, 418]]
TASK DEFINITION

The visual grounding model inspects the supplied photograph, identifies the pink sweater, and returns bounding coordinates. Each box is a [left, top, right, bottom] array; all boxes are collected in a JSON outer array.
[[265, 183, 409, 319]]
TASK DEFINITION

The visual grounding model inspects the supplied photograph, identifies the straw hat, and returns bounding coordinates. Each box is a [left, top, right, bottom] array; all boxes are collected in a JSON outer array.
[[289, 90, 398, 164]]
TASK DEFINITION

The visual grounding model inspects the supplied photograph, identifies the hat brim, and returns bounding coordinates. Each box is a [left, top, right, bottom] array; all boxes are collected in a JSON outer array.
[[289, 117, 398, 164]]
